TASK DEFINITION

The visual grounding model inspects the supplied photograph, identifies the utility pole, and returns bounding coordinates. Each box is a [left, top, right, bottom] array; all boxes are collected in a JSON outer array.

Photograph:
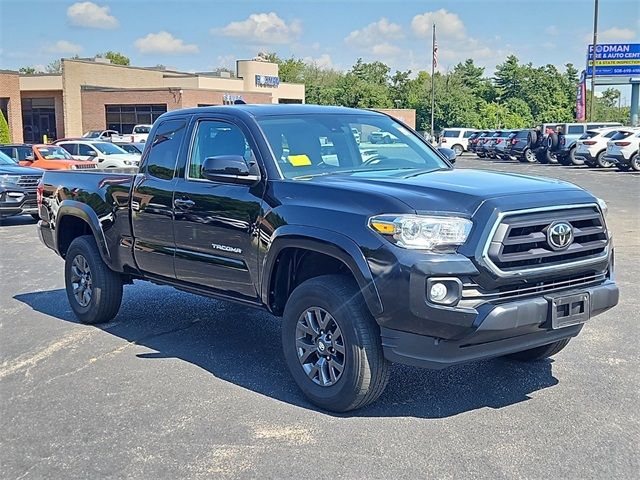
[[430, 23, 436, 143], [589, 0, 599, 121]]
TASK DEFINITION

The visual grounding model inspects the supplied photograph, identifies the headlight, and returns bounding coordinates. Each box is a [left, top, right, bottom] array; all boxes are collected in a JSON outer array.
[[0, 174, 21, 186], [124, 160, 132, 165], [596, 198, 608, 217], [368, 214, 473, 250]]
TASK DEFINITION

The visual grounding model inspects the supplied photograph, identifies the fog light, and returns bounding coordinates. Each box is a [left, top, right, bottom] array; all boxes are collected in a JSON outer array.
[[429, 282, 448, 302], [426, 278, 462, 306]]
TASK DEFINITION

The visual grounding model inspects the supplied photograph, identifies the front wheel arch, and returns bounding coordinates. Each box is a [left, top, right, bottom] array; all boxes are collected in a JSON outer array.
[[262, 229, 383, 318]]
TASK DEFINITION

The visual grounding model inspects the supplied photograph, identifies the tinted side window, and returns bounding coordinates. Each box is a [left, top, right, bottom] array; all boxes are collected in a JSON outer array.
[[188, 120, 252, 179], [443, 130, 460, 138], [78, 144, 94, 156], [145, 119, 187, 180], [0, 147, 14, 159], [567, 125, 583, 134], [604, 131, 618, 138], [60, 144, 76, 155], [611, 131, 632, 140]]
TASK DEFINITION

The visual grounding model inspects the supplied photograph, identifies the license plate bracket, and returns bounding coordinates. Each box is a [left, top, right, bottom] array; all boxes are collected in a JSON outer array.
[[547, 292, 590, 329]]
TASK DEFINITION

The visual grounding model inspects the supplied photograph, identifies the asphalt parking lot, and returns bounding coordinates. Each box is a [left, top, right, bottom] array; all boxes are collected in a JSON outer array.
[[1, 157, 638, 479]]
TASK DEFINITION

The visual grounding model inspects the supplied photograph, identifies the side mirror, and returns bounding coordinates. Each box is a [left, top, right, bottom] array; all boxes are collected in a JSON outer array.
[[438, 147, 457, 164], [201, 155, 260, 185], [87, 150, 98, 157]]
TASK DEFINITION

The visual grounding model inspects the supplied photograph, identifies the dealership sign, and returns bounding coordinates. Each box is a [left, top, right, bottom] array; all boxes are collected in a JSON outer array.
[[586, 43, 640, 76], [255, 75, 280, 87]]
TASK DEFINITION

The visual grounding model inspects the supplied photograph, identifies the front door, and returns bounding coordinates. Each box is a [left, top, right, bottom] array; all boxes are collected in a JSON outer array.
[[172, 118, 264, 301], [131, 118, 189, 278]]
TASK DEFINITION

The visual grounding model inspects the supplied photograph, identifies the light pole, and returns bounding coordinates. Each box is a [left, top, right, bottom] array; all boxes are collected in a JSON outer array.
[[589, 0, 599, 121]]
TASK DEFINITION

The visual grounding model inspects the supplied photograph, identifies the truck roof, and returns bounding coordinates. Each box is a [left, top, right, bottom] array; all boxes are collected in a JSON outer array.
[[161, 104, 387, 119]]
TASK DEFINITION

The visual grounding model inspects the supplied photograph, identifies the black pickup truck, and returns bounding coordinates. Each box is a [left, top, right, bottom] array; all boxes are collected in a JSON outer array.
[[37, 105, 619, 411]]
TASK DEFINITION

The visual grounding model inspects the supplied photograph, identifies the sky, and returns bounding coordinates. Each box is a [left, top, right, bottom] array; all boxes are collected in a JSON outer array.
[[1, 0, 639, 101]]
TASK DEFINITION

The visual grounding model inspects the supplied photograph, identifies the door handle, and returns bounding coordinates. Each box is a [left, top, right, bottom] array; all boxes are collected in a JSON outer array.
[[174, 198, 195, 210]]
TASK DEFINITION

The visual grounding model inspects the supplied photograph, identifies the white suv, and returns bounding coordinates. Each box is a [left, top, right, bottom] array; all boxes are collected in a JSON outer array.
[[57, 141, 140, 169], [602, 128, 640, 172], [438, 128, 477, 156], [574, 127, 623, 168]]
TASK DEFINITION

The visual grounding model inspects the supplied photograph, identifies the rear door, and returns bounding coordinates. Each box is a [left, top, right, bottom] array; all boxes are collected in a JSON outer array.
[[172, 116, 265, 302], [131, 117, 189, 278]]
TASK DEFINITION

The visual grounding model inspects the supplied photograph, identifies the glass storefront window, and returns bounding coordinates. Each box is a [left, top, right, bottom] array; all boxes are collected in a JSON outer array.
[[105, 104, 167, 134]]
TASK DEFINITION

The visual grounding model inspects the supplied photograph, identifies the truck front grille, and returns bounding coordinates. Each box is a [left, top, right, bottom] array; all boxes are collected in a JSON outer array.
[[486, 205, 608, 273], [462, 272, 607, 304], [17, 175, 42, 191]]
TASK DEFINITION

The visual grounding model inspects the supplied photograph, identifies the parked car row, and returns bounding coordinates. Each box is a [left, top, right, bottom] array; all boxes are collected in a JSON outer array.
[[0, 139, 144, 170], [467, 123, 639, 172]]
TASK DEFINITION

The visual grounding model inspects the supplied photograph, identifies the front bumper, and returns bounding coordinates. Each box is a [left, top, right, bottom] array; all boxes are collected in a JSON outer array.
[[0, 189, 38, 218], [381, 280, 618, 369]]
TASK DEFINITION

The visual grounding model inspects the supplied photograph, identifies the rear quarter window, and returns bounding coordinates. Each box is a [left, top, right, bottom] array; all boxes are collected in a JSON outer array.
[[463, 131, 475, 138], [442, 130, 460, 138], [144, 119, 187, 180], [567, 125, 584, 134]]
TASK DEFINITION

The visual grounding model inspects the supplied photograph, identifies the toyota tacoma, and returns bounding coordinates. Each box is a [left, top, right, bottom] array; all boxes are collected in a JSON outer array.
[[37, 105, 619, 411]]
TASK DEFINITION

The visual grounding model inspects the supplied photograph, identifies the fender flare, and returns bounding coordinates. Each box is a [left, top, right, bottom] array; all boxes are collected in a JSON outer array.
[[56, 200, 111, 265], [261, 225, 383, 317]]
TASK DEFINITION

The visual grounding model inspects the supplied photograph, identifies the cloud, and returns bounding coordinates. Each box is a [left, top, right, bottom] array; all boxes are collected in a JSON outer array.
[[215, 12, 301, 44], [67, 2, 119, 29], [135, 32, 199, 54], [345, 18, 404, 48], [372, 43, 402, 57], [411, 9, 466, 40], [599, 27, 637, 41], [45, 40, 83, 54], [411, 9, 511, 71], [303, 53, 335, 69]]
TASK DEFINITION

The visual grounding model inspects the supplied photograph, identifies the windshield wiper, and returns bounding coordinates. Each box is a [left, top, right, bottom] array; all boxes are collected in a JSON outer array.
[[292, 167, 417, 180]]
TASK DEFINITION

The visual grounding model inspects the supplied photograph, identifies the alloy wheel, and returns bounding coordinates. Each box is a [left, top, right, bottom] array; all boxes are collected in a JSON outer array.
[[295, 307, 346, 387], [70, 254, 93, 307]]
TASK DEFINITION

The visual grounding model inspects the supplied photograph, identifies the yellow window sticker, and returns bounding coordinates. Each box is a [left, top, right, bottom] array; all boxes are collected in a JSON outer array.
[[288, 154, 312, 166]]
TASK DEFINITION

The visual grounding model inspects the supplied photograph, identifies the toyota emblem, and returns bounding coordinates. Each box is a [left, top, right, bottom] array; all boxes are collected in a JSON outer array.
[[547, 222, 573, 250]]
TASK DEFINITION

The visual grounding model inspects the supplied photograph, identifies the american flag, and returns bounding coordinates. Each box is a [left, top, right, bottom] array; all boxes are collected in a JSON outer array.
[[433, 36, 438, 69]]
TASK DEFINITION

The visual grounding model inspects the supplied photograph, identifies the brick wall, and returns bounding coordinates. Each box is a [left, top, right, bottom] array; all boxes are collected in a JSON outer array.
[[375, 109, 417, 130], [0, 71, 24, 142], [81, 89, 181, 132]]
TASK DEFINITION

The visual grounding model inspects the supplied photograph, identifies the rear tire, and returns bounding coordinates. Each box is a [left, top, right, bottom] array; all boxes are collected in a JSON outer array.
[[569, 147, 584, 166], [282, 275, 390, 412], [64, 235, 123, 324], [452, 144, 463, 156], [521, 148, 536, 163], [630, 153, 640, 171], [596, 152, 613, 168], [506, 339, 570, 361]]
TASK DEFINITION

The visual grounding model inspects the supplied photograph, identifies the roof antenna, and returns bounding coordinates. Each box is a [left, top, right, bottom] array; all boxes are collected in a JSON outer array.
[[233, 99, 246, 105]]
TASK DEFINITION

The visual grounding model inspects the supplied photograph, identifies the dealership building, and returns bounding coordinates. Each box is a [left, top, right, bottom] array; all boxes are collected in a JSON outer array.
[[0, 57, 305, 143]]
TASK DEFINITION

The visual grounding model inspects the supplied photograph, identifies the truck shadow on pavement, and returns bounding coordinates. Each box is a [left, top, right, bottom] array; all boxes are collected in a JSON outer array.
[[15, 283, 559, 419]]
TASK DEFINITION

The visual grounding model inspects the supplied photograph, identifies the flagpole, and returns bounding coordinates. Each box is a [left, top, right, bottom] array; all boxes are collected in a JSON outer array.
[[430, 23, 436, 143]]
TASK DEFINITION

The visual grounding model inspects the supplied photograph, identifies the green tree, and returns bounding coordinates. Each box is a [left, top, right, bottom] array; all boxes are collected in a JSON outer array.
[[351, 58, 390, 86], [18, 66, 38, 74], [96, 51, 130, 65], [0, 110, 11, 143]]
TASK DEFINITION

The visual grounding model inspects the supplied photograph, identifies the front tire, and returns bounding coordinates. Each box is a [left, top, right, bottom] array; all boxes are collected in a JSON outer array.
[[64, 235, 123, 324], [506, 339, 570, 361], [282, 275, 390, 412]]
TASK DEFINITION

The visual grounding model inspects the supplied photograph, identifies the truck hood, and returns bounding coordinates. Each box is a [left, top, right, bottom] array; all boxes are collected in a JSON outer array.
[[0, 164, 43, 175], [304, 168, 588, 213]]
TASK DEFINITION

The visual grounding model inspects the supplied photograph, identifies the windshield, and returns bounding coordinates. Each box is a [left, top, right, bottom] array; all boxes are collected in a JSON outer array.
[[133, 125, 151, 133], [92, 142, 128, 155], [83, 131, 102, 138], [37, 146, 74, 160], [0, 151, 16, 165], [257, 114, 449, 180]]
